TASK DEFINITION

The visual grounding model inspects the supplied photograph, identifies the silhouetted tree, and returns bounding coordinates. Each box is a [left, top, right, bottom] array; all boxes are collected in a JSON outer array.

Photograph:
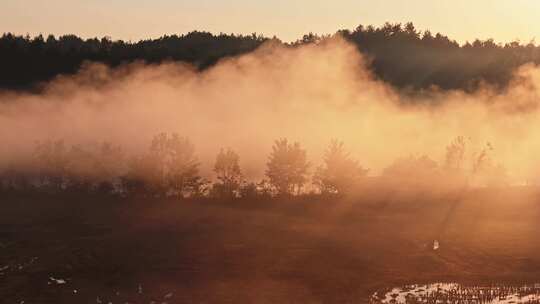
[[239, 181, 258, 199], [0, 31, 268, 90], [165, 134, 204, 198], [443, 137, 507, 187], [265, 139, 310, 195], [120, 133, 203, 197], [212, 148, 242, 198], [445, 136, 467, 172], [471, 142, 508, 187], [121, 155, 158, 197], [313, 140, 368, 195]]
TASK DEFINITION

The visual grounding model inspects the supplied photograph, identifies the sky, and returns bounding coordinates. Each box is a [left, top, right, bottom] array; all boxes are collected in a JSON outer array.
[[1, 0, 539, 44]]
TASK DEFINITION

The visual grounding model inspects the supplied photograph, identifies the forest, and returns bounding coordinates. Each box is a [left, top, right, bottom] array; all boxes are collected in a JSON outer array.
[[2, 22, 540, 92]]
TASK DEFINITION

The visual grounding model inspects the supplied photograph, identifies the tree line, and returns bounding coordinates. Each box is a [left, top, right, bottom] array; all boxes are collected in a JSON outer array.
[[2, 22, 540, 92], [0, 133, 508, 198]]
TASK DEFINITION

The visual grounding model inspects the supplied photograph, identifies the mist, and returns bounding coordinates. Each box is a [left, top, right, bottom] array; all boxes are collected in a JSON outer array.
[[1, 36, 540, 184]]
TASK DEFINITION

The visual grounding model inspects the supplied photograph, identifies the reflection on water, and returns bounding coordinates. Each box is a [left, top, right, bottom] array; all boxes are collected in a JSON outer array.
[[371, 283, 540, 304]]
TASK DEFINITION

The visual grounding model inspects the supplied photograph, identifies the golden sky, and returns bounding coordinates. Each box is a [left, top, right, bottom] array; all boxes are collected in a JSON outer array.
[[1, 0, 538, 43]]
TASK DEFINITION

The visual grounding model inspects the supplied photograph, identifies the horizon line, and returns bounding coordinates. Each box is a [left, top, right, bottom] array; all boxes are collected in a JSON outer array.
[[3, 21, 538, 47]]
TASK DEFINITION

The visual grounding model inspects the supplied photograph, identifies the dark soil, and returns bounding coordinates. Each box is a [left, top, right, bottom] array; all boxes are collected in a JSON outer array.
[[1, 188, 540, 303]]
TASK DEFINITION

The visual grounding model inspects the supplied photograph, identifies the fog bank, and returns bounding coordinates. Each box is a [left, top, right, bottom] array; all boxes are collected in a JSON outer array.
[[1, 37, 540, 183]]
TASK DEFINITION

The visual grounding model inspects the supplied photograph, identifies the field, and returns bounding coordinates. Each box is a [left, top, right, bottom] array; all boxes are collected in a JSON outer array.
[[1, 187, 540, 303]]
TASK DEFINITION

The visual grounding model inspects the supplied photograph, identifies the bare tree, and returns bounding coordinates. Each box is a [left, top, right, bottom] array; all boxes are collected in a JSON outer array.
[[471, 142, 508, 187], [444, 137, 507, 187], [445, 136, 467, 171]]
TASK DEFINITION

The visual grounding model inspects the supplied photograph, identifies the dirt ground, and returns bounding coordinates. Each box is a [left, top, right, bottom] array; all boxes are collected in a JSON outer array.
[[1, 187, 540, 303]]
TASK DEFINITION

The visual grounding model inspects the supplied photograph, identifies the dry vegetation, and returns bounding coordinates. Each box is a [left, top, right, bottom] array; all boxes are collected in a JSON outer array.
[[1, 187, 540, 303]]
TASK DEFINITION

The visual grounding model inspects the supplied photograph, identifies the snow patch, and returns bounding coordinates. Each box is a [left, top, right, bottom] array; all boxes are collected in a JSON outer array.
[[372, 283, 540, 304], [49, 277, 67, 285]]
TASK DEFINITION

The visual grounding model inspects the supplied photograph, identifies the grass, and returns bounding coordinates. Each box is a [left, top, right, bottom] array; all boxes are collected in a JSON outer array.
[[1, 187, 540, 303]]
